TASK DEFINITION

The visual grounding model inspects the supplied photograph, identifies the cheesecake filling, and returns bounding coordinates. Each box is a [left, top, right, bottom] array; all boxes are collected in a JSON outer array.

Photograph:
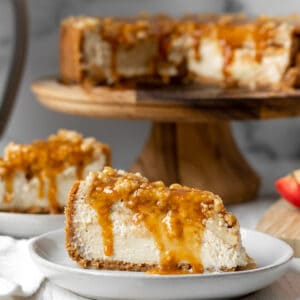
[[72, 198, 249, 272], [73, 167, 249, 274], [63, 15, 298, 89]]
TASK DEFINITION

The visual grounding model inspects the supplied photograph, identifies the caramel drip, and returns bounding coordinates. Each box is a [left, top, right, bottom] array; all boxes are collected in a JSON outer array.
[[0, 131, 100, 213], [100, 16, 175, 83], [253, 22, 276, 63], [92, 181, 115, 256], [88, 15, 285, 85], [215, 20, 278, 84], [47, 172, 59, 213], [5, 174, 13, 195], [76, 162, 84, 180], [4, 172, 13, 203], [37, 174, 44, 199], [88, 167, 231, 274], [217, 25, 245, 82]]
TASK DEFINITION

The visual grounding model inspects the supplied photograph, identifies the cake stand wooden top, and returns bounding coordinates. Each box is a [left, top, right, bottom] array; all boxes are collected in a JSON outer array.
[[32, 79, 300, 123]]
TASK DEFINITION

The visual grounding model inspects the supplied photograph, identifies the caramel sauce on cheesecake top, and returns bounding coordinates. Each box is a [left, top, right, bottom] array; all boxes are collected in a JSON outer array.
[[0, 130, 109, 213], [173, 15, 288, 83], [75, 14, 292, 85], [88, 167, 237, 274]]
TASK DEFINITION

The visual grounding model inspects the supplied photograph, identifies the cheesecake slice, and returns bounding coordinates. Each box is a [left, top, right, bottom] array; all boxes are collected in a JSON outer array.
[[60, 14, 300, 90], [66, 167, 254, 274], [0, 130, 110, 214]]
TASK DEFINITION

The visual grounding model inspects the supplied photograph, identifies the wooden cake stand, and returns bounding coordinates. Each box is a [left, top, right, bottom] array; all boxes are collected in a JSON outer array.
[[31, 79, 300, 204]]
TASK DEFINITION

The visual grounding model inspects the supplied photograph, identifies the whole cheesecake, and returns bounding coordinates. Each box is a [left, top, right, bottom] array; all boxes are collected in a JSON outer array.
[[65, 167, 255, 274], [0, 130, 110, 214], [60, 14, 300, 90]]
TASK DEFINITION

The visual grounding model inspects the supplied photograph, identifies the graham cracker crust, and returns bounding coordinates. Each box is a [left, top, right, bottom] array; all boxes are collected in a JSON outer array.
[[60, 19, 84, 84], [66, 254, 256, 273]]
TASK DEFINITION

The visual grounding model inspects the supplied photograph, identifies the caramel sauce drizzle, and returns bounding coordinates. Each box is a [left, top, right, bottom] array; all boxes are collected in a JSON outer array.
[[216, 19, 278, 82], [99, 15, 176, 83], [0, 131, 101, 213], [180, 16, 281, 84], [3, 171, 13, 203], [88, 167, 232, 274], [91, 15, 286, 86]]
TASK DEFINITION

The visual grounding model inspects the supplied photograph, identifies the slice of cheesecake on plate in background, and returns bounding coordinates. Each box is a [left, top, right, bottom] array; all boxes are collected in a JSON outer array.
[[0, 129, 111, 214], [66, 167, 255, 274]]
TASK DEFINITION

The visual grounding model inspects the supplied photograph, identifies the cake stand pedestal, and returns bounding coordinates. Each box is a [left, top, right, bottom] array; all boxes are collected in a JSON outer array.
[[31, 79, 300, 204], [130, 122, 259, 204]]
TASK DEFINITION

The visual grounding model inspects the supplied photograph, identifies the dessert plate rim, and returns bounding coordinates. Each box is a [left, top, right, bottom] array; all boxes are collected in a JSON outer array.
[[28, 228, 293, 299], [29, 227, 293, 279], [0, 211, 64, 238], [0, 211, 64, 217]]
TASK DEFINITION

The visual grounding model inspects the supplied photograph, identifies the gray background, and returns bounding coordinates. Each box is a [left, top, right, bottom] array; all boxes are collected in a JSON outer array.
[[0, 0, 300, 197]]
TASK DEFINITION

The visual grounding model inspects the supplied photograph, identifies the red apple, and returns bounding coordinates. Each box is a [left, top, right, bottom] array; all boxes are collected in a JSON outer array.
[[275, 170, 300, 208]]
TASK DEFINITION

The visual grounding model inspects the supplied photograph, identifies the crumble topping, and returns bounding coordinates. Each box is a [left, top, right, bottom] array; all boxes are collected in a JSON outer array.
[[61, 14, 297, 87], [87, 166, 237, 274]]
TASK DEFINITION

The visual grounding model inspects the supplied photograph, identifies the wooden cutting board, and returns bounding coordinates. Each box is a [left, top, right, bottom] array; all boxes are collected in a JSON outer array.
[[257, 199, 300, 257]]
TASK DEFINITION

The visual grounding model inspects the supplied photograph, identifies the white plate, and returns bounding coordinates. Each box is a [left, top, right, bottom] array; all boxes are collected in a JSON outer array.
[[29, 228, 293, 300], [290, 257, 300, 272], [0, 212, 64, 238]]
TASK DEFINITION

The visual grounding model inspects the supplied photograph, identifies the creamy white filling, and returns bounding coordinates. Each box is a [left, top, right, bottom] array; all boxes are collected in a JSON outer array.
[[84, 29, 113, 83], [117, 41, 158, 77], [84, 31, 158, 83], [71, 179, 249, 271], [83, 23, 294, 88], [0, 155, 106, 211], [188, 38, 224, 82], [230, 48, 290, 89]]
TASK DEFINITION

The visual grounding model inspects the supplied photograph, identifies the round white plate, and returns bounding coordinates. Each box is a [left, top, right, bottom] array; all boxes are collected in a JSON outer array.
[[29, 228, 293, 300], [290, 257, 300, 272], [0, 212, 64, 238]]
